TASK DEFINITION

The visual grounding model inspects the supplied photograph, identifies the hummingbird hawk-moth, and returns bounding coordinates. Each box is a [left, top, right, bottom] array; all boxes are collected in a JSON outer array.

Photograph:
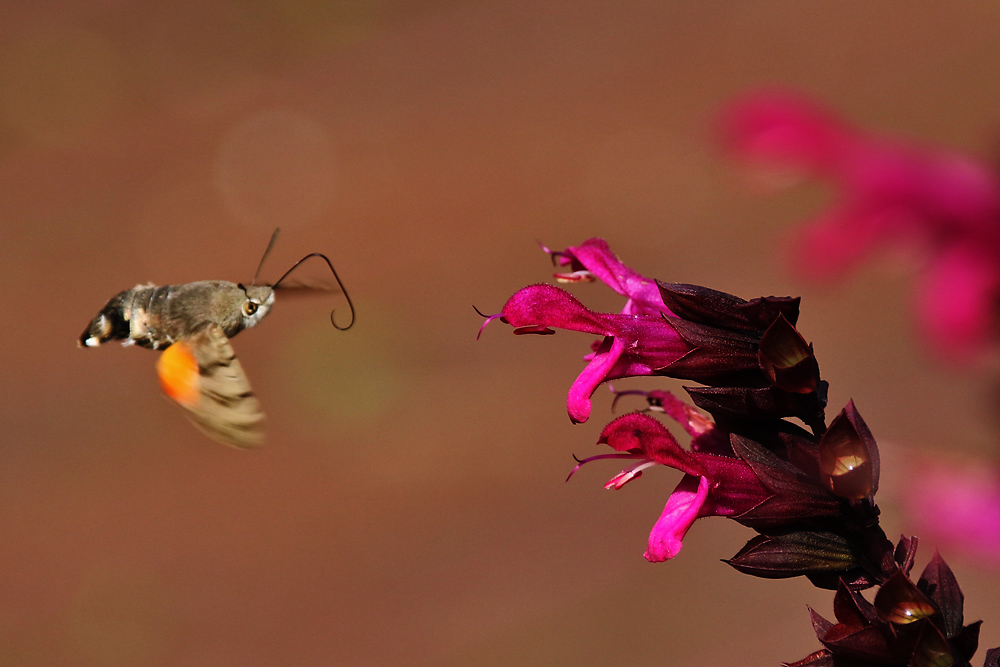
[[78, 229, 354, 449]]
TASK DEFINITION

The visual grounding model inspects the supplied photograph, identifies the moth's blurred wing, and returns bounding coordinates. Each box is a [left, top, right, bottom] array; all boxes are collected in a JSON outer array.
[[156, 324, 265, 449]]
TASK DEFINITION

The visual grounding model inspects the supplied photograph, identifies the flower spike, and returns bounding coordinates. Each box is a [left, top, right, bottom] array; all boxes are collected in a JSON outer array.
[[481, 237, 994, 666]]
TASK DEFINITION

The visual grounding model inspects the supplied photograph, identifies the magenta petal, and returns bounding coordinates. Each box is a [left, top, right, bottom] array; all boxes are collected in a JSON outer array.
[[567, 320, 687, 422], [920, 155, 1000, 233], [501, 284, 612, 336], [788, 206, 901, 281], [567, 336, 625, 423], [555, 239, 671, 317], [598, 413, 702, 474], [722, 91, 848, 175], [915, 243, 1000, 360], [645, 475, 710, 562]]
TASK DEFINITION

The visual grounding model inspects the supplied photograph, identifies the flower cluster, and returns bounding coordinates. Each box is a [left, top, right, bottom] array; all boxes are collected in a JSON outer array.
[[481, 238, 998, 666]]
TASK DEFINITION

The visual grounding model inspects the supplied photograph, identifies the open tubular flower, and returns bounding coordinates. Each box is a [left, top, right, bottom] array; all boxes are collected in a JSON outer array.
[[578, 407, 771, 562], [486, 282, 690, 423], [576, 395, 885, 573]]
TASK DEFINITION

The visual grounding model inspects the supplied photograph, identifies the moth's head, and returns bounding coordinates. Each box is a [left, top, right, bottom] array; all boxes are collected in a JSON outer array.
[[238, 284, 275, 330], [243, 227, 355, 332]]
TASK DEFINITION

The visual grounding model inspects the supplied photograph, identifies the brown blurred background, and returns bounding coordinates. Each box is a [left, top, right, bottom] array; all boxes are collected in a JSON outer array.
[[2, 1, 1000, 665]]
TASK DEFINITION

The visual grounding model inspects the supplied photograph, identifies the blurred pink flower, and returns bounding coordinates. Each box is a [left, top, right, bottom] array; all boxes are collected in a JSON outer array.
[[905, 457, 1000, 564], [722, 90, 1000, 360]]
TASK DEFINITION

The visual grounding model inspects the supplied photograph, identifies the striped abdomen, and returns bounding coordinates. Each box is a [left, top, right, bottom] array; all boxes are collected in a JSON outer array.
[[79, 284, 177, 349]]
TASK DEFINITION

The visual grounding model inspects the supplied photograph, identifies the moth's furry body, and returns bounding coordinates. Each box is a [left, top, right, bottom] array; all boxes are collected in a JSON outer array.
[[79, 281, 274, 349], [78, 229, 353, 449]]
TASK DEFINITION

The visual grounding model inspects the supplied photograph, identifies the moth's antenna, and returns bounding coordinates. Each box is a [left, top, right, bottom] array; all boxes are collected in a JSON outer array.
[[272, 253, 356, 330], [251, 228, 281, 286]]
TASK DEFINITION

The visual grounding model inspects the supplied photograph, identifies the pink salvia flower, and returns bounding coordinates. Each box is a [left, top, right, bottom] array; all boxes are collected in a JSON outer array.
[[589, 411, 771, 562], [722, 90, 1000, 359], [499, 284, 690, 423]]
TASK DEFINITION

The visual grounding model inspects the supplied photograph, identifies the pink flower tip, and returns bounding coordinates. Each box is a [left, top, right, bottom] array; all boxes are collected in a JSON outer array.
[[644, 475, 711, 562]]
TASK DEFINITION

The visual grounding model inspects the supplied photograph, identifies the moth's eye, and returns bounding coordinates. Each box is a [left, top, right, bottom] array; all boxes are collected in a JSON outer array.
[[242, 301, 258, 317]]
